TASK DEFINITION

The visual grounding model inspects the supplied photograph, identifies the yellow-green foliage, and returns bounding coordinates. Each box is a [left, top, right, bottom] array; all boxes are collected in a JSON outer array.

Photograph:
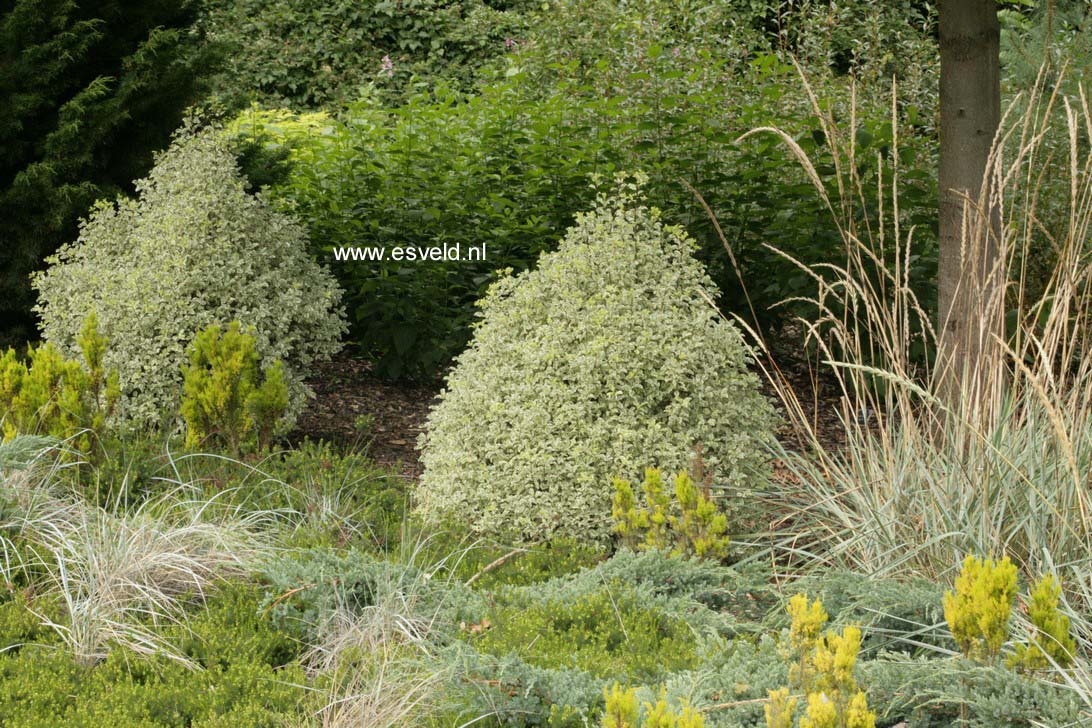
[[642, 691, 704, 728], [943, 554, 1017, 662], [612, 468, 730, 560], [945, 556, 1075, 671], [603, 684, 639, 728], [473, 586, 699, 681], [765, 688, 798, 728], [798, 691, 874, 728], [181, 322, 289, 455], [768, 594, 876, 728], [0, 313, 118, 451], [247, 360, 289, 452], [786, 593, 829, 689], [672, 470, 730, 559], [799, 692, 836, 728], [807, 627, 874, 728], [612, 477, 644, 545], [601, 685, 705, 728], [1008, 573, 1077, 670], [812, 626, 862, 696], [613, 468, 671, 551], [0, 585, 307, 725]]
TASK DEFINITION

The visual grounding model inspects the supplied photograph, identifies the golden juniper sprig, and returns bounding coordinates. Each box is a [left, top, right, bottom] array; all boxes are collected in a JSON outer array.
[[1008, 573, 1077, 670], [602, 683, 639, 728], [641, 468, 673, 551], [768, 594, 876, 728], [943, 554, 1017, 662], [786, 593, 828, 688], [764, 687, 798, 728], [610, 467, 731, 559], [671, 470, 730, 559], [601, 684, 705, 728], [0, 313, 118, 455]]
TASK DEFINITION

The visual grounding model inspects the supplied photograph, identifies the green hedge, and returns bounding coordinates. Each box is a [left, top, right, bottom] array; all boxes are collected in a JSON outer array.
[[240, 46, 937, 379]]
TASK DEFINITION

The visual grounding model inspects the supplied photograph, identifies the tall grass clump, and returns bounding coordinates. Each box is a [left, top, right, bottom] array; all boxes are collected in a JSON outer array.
[[0, 435, 62, 473], [0, 448, 271, 667], [741, 67, 1092, 712], [292, 532, 483, 728], [304, 606, 452, 728]]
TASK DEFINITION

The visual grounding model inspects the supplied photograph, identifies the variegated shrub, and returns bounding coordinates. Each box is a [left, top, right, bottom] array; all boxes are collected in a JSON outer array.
[[32, 122, 345, 428], [416, 178, 777, 542]]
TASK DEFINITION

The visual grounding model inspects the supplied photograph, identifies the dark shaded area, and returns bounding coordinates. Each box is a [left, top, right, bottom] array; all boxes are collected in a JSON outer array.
[[0, 0, 213, 347]]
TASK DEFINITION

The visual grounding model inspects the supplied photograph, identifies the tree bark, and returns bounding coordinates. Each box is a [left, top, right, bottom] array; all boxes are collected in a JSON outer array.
[[937, 0, 1002, 408]]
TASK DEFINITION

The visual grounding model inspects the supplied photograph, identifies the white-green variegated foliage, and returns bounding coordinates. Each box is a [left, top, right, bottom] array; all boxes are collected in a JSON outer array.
[[417, 179, 777, 543], [32, 123, 346, 428]]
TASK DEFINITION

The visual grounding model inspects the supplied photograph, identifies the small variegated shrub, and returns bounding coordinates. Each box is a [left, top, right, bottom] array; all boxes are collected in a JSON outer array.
[[32, 122, 345, 428], [416, 179, 777, 543]]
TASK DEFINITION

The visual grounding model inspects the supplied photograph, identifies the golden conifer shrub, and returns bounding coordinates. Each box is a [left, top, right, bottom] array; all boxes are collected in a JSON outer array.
[[602, 684, 640, 728], [600, 684, 705, 728], [0, 313, 118, 453], [612, 467, 730, 559], [786, 593, 829, 689], [642, 690, 704, 728], [1008, 573, 1076, 671], [943, 554, 1017, 663], [767, 593, 876, 728], [764, 688, 798, 728], [180, 321, 289, 455]]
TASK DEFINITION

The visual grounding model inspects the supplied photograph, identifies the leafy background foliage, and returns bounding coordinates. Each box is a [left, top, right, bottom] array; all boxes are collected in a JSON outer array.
[[235, 0, 940, 379], [201, 0, 533, 109], [4, 1, 1092, 726]]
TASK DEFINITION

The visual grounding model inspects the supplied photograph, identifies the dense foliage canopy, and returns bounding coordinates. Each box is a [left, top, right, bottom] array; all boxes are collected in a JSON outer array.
[[4, 2, 1092, 727], [33, 126, 345, 428]]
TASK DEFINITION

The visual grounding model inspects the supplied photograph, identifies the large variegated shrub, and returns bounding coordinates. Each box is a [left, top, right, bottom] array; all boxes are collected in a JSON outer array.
[[33, 124, 345, 428], [416, 179, 777, 543]]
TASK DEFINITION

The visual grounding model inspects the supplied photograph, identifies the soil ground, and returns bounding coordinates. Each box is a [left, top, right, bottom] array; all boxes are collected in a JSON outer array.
[[290, 342, 850, 482]]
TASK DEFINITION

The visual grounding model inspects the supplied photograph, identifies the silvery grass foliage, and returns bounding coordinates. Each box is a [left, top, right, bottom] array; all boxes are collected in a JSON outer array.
[[303, 602, 454, 728], [0, 435, 59, 472], [295, 531, 485, 728], [33, 119, 346, 429], [0, 450, 271, 668], [742, 69, 1092, 716], [416, 174, 778, 543], [164, 446, 404, 549]]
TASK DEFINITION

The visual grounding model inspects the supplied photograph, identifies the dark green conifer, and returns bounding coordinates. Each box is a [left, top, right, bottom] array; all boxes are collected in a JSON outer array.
[[0, 0, 210, 345]]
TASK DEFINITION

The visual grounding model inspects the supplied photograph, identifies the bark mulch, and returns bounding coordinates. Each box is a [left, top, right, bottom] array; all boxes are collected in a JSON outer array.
[[288, 352, 440, 480], [290, 344, 852, 483]]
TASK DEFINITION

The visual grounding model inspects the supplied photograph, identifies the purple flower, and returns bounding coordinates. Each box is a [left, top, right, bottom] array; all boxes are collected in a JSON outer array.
[[505, 37, 518, 51], [381, 55, 394, 77]]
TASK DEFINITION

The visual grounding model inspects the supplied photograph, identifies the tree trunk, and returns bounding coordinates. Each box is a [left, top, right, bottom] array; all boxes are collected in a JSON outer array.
[[937, 0, 1002, 410]]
